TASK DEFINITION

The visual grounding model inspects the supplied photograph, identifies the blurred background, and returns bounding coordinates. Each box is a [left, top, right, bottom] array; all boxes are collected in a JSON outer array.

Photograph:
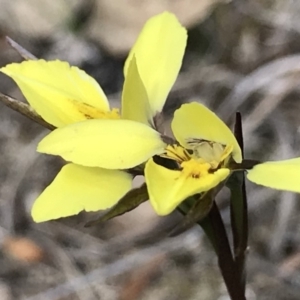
[[1, 0, 300, 299]]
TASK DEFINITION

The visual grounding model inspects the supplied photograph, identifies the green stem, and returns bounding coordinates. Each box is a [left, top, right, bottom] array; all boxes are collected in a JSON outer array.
[[178, 199, 246, 299], [200, 202, 246, 300]]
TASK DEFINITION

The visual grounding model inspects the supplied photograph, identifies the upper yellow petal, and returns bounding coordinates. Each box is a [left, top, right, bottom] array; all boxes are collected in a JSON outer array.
[[32, 163, 132, 222], [0, 60, 110, 127], [122, 55, 152, 126], [124, 12, 187, 116], [172, 102, 242, 163], [145, 158, 230, 215], [37, 119, 166, 169], [247, 158, 300, 192]]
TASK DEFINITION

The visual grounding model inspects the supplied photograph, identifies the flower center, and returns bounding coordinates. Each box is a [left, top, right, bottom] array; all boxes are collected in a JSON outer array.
[[161, 141, 233, 178], [181, 159, 211, 179]]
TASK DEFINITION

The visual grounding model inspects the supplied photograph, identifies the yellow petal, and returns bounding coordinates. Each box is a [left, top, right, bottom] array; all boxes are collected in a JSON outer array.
[[32, 164, 132, 222], [247, 158, 300, 192], [38, 119, 166, 169], [0, 60, 110, 127], [172, 102, 242, 163], [145, 158, 230, 215], [124, 12, 187, 116], [122, 55, 152, 126]]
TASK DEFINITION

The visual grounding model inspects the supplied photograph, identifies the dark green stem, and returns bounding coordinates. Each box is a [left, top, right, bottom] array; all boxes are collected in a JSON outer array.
[[200, 202, 246, 300], [178, 198, 246, 299]]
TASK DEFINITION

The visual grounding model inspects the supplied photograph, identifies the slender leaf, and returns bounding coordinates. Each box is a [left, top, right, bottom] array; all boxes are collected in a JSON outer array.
[[85, 183, 148, 227], [227, 112, 248, 292]]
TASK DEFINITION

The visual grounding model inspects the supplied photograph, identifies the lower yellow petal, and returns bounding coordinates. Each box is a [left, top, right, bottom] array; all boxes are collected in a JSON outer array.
[[38, 119, 166, 169], [32, 164, 132, 222], [145, 158, 230, 215], [247, 158, 300, 192], [122, 55, 152, 126], [172, 102, 242, 163], [1, 60, 110, 127]]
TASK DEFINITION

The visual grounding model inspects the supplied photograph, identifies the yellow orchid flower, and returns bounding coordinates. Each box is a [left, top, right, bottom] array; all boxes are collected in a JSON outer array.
[[146, 102, 300, 215], [0, 12, 187, 222]]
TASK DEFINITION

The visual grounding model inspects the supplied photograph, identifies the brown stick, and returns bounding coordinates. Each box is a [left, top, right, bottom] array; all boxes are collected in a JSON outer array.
[[0, 92, 54, 130]]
